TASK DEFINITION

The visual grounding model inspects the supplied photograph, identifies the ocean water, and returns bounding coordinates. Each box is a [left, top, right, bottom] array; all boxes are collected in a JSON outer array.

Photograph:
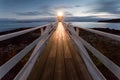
[[0, 21, 120, 32], [71, 22, 120, 30], [0, 21, 50, 32]]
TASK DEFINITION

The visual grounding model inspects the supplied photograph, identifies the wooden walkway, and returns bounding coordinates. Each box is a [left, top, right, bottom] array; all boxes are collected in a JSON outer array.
[[27, 22, 92, 80]]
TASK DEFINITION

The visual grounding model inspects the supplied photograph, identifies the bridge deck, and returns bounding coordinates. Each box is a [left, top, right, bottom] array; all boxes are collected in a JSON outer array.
[[27, 22, 92, 80]]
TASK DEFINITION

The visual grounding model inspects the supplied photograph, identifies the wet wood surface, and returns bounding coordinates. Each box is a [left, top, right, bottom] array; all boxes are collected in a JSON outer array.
[[28, 22, 92, 80]]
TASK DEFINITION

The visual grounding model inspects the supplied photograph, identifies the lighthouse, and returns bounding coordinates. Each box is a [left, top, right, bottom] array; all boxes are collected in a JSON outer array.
[[57, 11, 63, 22]]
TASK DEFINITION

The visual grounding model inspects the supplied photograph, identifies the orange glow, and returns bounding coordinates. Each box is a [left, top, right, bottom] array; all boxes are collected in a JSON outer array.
[[57, 11, 63, 17], [57, 11, 63, 22], [55, 22, 65, 39]]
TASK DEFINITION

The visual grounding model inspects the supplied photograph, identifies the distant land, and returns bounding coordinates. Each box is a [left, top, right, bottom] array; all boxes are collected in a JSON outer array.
[[0, 17, 109, 22], [98, 19, 120, 23], [0, 17, 120, 22]]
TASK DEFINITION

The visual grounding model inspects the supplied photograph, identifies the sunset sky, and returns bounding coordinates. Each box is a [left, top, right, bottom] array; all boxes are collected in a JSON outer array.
[[0, 0, 120, 20]]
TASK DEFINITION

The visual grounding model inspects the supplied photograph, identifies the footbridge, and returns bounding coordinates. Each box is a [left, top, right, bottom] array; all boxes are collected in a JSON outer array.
[[0, 22, 120, 80]]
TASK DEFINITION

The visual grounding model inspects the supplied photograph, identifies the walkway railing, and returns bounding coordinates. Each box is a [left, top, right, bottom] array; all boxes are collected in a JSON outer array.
[[0, 24, 52, 41], [0, 22, 120, 80], [0, 23, 56, 79], [65, 23, 120, 80], [75, 26, 120, 42]]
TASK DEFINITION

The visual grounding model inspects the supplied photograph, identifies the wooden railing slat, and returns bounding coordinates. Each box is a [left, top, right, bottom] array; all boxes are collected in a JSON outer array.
[[0, 36, 41, 79], [14, 24, 56, 80], [0, 24, 53, 41], [78, 34, 120, 80], [65, 24, 106, 80], [74, 26, 120, 42], [0, 23, 56, 79]]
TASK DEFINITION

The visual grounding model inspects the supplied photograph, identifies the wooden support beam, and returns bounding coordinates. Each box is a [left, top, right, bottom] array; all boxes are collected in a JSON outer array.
[[76, 27, 79, 36], [40, 27, 44, 35]]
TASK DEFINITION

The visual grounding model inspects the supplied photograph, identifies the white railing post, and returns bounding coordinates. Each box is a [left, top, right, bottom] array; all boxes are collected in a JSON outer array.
[[40, 27, 44, 35], [76, 27, 79, 36]]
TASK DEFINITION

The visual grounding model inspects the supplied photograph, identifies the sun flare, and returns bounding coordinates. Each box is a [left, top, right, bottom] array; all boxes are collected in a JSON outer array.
[[57, 11, 63, 17]]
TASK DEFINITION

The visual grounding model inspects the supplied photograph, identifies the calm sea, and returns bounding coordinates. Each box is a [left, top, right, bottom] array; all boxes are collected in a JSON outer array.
[[0, 21, 120, 32], [0, 22, 49, 32], [72, 22, 120, 30]]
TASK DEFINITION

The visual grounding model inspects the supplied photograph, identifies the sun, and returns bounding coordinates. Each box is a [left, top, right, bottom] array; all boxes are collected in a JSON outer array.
[[57, 11, 63, 17]]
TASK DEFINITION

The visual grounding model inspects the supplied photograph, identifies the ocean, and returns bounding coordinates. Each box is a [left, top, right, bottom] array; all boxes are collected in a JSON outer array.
[[0, 21, 120, 32], [0, 21, 49, 32], [72, 22, 120, 30]]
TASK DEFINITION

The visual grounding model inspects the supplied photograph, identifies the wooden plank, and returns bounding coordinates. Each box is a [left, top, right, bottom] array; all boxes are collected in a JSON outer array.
[[63, 27, 79, 80], [63, 24, 92, 80], [67, 25, 106, 80], [67, 38, 92, 80], [27, 31, 56, 80], [40, 29, 58, 80], [54, 32, 66, 80], [28, 22, 93, 80], [65, 59, 79, 80]]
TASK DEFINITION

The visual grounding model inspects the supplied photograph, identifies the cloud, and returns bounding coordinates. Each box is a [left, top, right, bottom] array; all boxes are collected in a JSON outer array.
[[14, 0, 120, 19], [15, 5, 75, 16], [53, 6, 73, 10], [16, 10, 55, 16], [16, 11, 41, 16], [92, 0, 120, 14], [75, 5, 81, 7], [53, 5, 82, 10], [64, 11, 73, 16]]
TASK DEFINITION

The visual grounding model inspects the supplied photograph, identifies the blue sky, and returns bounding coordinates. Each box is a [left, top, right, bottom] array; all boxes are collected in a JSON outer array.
[[0, 0, 120, 20]]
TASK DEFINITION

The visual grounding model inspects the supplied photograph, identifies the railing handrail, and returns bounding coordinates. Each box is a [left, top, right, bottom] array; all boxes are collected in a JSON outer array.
[[73, 26, 120, 42], [1, 22, 119, 79], [79, 36, 120, 79], [0, 35, 41, 79], [0, 23, 56, 79], [14, 24, 56, 80], [66, 24, 120, 80], [65, 24, 106, 80], [0, 23, 53, 41]]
